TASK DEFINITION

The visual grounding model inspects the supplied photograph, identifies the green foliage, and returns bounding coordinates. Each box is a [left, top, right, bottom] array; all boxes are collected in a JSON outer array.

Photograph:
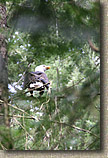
[[4, 0, 101, 150]]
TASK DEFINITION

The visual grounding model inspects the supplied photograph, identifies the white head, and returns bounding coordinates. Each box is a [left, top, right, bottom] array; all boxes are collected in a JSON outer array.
[[35, 65, 50, 73]]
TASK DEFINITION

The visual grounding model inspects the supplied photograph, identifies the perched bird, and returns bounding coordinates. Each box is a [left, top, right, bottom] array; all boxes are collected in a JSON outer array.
[[23, 65, 50, 96]]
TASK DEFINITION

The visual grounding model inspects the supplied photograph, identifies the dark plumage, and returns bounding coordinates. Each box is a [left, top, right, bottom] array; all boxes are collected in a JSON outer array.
[[23, 65, 50, 96]]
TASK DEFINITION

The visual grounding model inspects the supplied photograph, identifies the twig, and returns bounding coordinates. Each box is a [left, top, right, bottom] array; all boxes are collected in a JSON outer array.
[[61, 77, 85, 94], [0, 142, 7, 150], [9, 103, 38, 121], [56, 67, 59, 92], [72, 125, 99, 138], [88, 39, 100, 53], [40, 98, 50, 110], [0, 113, 35, 119], [25, 133, 28, 150], [15, 63, 31, 86], [14, 117, 34, 141], [84, 138, 99, 150], [24, 82, 50, 94], [51, 120, 100, 139], [0, 100, 38, 121]]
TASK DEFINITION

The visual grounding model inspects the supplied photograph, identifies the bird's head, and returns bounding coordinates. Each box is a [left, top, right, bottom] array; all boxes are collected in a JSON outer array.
[[35, 65, 50, 73]]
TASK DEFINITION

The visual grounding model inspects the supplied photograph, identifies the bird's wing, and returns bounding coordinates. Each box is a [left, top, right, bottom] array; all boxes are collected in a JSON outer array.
[[23, 71, 50, 89], [31, 71, 43, 75], [39, 73, 50, 89], [23, 72, 40, 89], [30, 72, 50, 88], [31, 71, 49, 82]]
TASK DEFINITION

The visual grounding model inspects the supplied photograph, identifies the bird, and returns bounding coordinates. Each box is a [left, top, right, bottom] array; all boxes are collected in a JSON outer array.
[[23, 65, 50, 96]]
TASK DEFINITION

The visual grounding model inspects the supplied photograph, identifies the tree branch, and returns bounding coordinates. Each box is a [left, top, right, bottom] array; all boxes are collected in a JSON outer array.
[[0, 99, 38, 121], [51, 120, 100, 139], [88, 39, 100, 53], [13, 117, 34, 141]]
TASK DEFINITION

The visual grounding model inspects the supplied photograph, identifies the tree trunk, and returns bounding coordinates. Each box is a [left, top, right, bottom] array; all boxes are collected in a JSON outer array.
[[0, 2, 13, 149]]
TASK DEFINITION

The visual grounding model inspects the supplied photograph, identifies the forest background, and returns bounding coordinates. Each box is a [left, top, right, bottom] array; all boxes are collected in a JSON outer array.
[[0, 0, 100, 150]]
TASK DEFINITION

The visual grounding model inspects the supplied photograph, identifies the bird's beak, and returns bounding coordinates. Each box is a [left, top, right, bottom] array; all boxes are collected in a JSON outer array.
[[46, 66, 51, 70]]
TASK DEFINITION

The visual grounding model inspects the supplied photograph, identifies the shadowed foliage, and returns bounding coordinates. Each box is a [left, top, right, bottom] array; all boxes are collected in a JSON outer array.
[[0, 0, 100, 150]]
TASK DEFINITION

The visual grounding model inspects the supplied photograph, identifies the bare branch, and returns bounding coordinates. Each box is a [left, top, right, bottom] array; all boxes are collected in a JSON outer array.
[[14, 117, 34, 141], [51, 120, 100, 139], [88, 39, 100, 53], [0, 99, 38, 121]]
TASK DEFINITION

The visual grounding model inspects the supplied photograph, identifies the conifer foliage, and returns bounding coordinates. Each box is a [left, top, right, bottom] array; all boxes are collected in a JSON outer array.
[[0, 0, 100, 150]]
